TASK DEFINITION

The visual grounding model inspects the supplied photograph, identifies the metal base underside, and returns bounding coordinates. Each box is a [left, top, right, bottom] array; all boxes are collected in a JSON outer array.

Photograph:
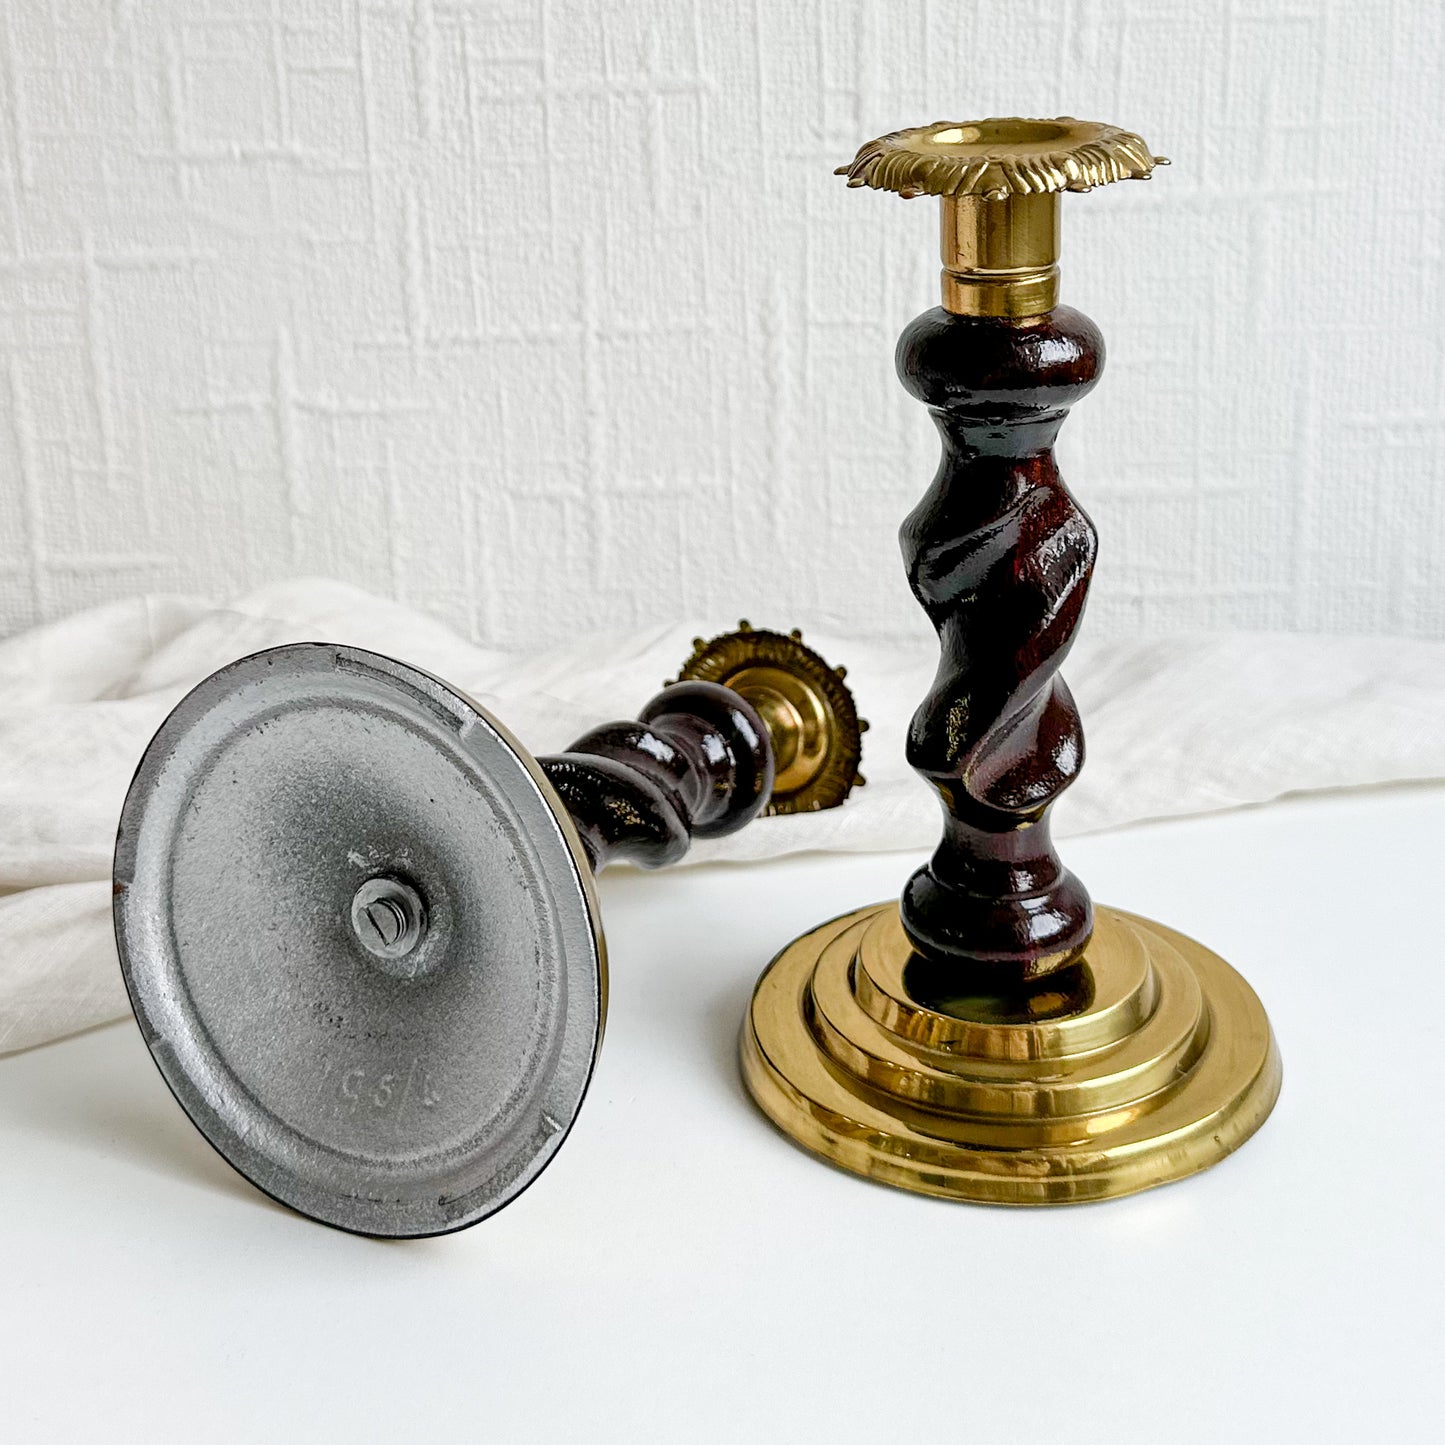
[[114, 644, 604, 1239], [742, 903, 1281, 1206]]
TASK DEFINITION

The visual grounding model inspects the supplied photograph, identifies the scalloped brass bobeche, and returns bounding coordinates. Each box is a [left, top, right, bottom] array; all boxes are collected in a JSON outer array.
[[673, 622, 865, 816], [838, 118, 1168, 318], [835, 118, 1167, 199]]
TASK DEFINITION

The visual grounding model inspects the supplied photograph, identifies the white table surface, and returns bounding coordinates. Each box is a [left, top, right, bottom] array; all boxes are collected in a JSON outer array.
[[3, 785, 1442, 1443]]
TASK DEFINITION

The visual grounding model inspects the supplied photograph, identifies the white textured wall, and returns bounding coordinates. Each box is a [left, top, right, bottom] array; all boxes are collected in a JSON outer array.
[[1, 1, 1442, 647]]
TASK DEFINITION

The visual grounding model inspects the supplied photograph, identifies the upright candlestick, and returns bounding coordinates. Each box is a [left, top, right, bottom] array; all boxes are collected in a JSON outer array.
[[742, 119, 1281, 1207]]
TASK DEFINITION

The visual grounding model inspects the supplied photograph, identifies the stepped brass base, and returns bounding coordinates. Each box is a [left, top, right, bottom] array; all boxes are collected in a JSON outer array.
[[742, 903, 1281, 1205]]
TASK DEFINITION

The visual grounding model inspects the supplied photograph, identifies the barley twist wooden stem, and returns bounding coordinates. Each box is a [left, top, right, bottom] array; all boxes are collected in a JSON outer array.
[[897, 305, 1102, 984]]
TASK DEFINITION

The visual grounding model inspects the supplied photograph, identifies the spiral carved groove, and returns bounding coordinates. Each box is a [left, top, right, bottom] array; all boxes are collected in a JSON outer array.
[[896, 305, 1102, 984], [539, 680, 774, 873]]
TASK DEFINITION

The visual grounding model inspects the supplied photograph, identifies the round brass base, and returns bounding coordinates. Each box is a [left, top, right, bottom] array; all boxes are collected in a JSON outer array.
[[742, 903, 1281, 1205]]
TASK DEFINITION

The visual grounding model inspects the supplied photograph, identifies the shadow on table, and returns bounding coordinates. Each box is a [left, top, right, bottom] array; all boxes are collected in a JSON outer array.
[[699, 975, 758, 1108], [0, 1021, 271, 1210]]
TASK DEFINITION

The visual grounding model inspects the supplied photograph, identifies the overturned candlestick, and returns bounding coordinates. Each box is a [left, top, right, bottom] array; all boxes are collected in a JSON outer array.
[[114, 628, 859, 1237], [742, 119, 1281, 1205]]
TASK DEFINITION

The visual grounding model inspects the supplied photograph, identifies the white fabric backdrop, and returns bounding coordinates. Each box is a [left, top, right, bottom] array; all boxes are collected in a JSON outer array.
[[4, 577, 1444, 1056], [1, 1, 1443, 646]]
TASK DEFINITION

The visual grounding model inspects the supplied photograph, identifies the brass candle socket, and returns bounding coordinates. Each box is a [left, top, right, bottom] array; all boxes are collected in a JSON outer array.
[[838, 118, 1167, 317], [674, 622, 866, 816]]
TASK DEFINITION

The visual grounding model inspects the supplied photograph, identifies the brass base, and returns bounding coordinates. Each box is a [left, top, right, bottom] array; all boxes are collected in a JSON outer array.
[[742, 903, 1281, 1205]]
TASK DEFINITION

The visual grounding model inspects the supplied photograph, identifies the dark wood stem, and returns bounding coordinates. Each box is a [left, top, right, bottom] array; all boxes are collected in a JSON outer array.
[[539, 681, 774, 872], [896, 305, 1102, 984]]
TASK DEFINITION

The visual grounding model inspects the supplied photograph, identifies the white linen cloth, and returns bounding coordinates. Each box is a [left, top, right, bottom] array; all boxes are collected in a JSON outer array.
[[3, 578, 1443, 1056]]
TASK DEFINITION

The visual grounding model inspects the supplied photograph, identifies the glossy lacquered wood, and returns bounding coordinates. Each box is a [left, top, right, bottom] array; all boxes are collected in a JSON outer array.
[[539, 680, 774, 872], [896, 304, 1102, 983]]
